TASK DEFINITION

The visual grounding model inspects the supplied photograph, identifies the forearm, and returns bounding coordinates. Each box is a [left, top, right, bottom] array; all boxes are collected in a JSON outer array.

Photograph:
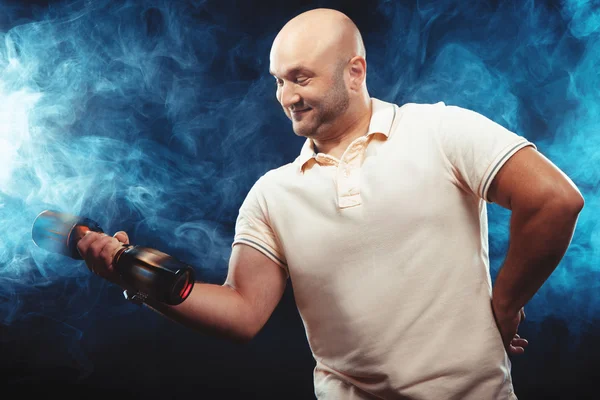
[[141, 282, 255, 343], [492, 199, 582, 314]]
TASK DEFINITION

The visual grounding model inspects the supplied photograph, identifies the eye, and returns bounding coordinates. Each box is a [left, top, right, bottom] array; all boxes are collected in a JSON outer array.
[[295, 77, 308, 85], [275, 78, 284, 87]]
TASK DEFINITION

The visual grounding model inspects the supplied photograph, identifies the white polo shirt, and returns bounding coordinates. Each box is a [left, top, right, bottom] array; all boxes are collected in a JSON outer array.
[[233, 98, 535, 399]]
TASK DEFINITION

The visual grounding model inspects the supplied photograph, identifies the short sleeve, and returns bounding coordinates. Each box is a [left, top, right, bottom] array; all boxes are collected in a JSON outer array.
[[232, 177, 289, 276], [436, 104, 536, 202]]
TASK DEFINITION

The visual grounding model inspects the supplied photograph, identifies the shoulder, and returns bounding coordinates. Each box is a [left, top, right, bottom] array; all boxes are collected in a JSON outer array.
[[397, 101, 447, 117], [386, 100, 448, 128], [265, 162, 298, 181], [390, 101, 498, 132], [250, 162, 298, 193], [379, 100, 447, 138]]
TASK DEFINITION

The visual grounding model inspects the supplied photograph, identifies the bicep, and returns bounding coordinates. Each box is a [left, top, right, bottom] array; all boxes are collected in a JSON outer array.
[[487, 146, 583, 211], [224, 243, 288, 334]]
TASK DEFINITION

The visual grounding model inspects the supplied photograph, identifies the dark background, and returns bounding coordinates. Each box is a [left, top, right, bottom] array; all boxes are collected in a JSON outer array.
[[0, 0, 598, 399]]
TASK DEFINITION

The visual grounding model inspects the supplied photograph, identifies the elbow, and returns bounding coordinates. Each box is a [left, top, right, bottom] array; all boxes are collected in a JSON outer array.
[[221, 325, 256, 344], [231, 332, 255, 345], [239, 323, 259, 343], [233, 309, 262, 344], [546, 187, 584, 222], [563, 188, 585, 216], [230, 328, 258, 345], [520, 186, 585, 225], [572, 192, 585, 214], [240, 322, 263, 344]]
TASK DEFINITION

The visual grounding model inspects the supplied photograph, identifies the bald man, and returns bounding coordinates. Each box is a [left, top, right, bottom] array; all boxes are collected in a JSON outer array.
[[77, 8, 583, 400]]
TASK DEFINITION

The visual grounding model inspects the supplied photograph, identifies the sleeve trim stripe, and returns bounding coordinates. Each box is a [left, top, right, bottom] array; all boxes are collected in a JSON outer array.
[[234, 238, 287, 267], [481, 141, 533, 199]]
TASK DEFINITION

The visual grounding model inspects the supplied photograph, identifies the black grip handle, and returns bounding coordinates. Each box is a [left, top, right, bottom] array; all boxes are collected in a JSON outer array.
[[32, 210, 195, 305], [114, 246, 195, 305]]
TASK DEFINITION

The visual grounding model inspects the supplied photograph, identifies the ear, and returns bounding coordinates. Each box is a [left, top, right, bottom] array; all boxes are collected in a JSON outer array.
[[347, 55, 367, 90]]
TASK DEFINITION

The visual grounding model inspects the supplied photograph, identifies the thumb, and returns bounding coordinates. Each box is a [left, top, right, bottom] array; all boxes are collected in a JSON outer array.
[[113, 231, 130, 245]]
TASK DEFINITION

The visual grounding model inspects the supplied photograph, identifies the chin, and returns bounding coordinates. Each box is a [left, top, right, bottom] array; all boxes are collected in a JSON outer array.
[[292, 123, 317, 138]]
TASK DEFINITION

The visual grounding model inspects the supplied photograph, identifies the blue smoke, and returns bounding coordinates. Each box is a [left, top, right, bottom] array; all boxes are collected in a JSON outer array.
[[367, 0, 600, 330], [0, 0, 295, 378], [0, 0, 290, 323], [0, 0, 598, 388]]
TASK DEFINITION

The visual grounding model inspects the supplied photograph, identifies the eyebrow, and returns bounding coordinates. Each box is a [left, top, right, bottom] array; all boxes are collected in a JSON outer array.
[[269, 65, 313, 78]]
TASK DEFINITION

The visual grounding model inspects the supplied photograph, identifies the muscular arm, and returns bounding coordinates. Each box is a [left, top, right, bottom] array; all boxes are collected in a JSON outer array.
[[144, 244, 288, 343], [77, 232, 288, 343], [487, 146, 584, 317]]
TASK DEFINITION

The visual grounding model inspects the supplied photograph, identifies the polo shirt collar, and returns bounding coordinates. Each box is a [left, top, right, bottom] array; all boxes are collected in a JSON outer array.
[[296, 97, 396, 172]]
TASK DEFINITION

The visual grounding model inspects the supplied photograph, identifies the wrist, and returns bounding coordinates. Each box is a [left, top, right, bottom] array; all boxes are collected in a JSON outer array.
[[491, 295, 521, 320]]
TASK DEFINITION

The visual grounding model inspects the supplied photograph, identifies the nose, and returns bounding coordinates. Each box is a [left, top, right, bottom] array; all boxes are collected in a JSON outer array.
[[278, 82, 301, 109]]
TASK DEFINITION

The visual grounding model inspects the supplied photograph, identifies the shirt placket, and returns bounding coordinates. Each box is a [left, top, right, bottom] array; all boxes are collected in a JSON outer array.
[[337, 137, 368, 209]]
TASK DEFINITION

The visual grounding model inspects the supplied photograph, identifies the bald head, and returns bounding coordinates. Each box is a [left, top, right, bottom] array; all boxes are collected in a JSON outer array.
[[270, 8, 365, 69], [269, 9, 370, 141]]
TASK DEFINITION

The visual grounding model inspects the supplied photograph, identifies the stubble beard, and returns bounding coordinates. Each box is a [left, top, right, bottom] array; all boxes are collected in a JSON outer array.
[[292, 73, 350, 139]]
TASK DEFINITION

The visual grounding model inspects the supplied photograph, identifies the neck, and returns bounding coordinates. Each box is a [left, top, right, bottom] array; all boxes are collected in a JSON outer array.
[[313, 97, 372, 160]]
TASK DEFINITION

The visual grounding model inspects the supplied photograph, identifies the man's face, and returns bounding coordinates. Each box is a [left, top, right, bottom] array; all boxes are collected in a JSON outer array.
[[270, 54, 350, 138]]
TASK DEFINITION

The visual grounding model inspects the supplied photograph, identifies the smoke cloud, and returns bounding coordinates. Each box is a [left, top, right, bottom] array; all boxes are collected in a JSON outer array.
[[366, 0, 599, 330], [0, 0, 598, 387], [0, 0, 292, 326]]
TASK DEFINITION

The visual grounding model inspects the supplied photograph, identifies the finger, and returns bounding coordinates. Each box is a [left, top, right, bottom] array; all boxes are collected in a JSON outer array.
[[78, 233, 105, 273], [511, 338, 529, 347], [520, 308, 526, 321], [98, 238, 123, 274], [508, 345, 526, 356], [84, 234, 115, 273], [113, 231, 129, 245], [77, 231, 103, 258]]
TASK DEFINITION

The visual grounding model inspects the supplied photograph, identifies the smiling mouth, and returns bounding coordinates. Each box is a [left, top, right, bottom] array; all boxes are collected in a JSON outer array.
[[291, 108, 312, 117]]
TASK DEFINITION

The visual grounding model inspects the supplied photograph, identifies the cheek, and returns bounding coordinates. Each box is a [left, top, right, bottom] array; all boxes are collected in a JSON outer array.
[[306, 89, 325, 104]]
